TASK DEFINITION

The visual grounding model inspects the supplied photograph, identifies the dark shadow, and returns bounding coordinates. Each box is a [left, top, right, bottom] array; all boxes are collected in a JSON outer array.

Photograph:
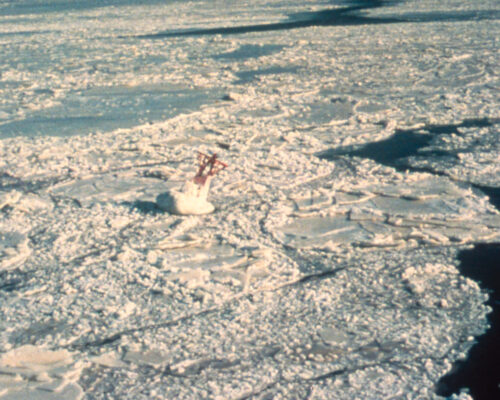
[[0, 270, 30, 293], [133, 0, 499, 39], [0, 277, 26, 292], [0, 171, 21, 191], [436, 243, 500, 400], [135, 1, 403, 39], [294, 267, 347, 285], [123, 200, 163, 215]]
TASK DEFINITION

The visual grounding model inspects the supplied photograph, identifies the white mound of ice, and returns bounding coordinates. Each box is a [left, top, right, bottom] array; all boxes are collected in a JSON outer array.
[[156, 179, 215, 215]]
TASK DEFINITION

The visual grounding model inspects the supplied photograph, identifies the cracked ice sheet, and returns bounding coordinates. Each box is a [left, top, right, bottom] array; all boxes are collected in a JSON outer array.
[[1, 126, 497, 400], [275, 169, 500, 251], [1, 0, 499, 399]]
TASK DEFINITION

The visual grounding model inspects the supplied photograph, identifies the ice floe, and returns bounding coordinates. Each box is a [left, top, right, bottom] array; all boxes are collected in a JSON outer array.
[[0, 345, 84, 400]]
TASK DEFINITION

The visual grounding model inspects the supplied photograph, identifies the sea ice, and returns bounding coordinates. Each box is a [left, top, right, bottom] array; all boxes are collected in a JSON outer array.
[[0, 0, 498, 399]]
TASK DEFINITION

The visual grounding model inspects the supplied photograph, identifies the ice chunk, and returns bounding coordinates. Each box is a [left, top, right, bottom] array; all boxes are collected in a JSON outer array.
[[0, 345, 73, 374], [91, 352, 127, 368], [16, 193, 53, 213], [278, 215, 371, 249], [0, 345, 83, 400], [0, 383, 83, 400], [156, 233, 205, 250], [172, 268, 211, 288], [319, 327, 351, 346], [123, 348, 169, 366], [0, 232, 31, 271], [157, 180, 214, 215]]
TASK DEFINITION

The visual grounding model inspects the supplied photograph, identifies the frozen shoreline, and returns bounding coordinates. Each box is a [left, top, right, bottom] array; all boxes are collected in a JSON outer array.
[[1, 0, 500, 399]]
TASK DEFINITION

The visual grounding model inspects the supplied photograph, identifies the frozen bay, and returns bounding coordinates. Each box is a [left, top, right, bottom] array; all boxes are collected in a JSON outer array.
[[1, 0, 499, 399]]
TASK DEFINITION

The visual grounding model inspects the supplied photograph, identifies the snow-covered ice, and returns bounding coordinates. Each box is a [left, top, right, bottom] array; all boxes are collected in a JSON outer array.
[[1, 0, 499, 399]]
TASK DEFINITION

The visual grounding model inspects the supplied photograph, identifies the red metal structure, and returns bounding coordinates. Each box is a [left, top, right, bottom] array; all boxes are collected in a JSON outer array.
[[193, 152, 227, 186]]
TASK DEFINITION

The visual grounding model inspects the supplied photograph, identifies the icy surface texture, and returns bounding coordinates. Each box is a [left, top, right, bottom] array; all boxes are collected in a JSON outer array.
[[1, 0, 499, 399]]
